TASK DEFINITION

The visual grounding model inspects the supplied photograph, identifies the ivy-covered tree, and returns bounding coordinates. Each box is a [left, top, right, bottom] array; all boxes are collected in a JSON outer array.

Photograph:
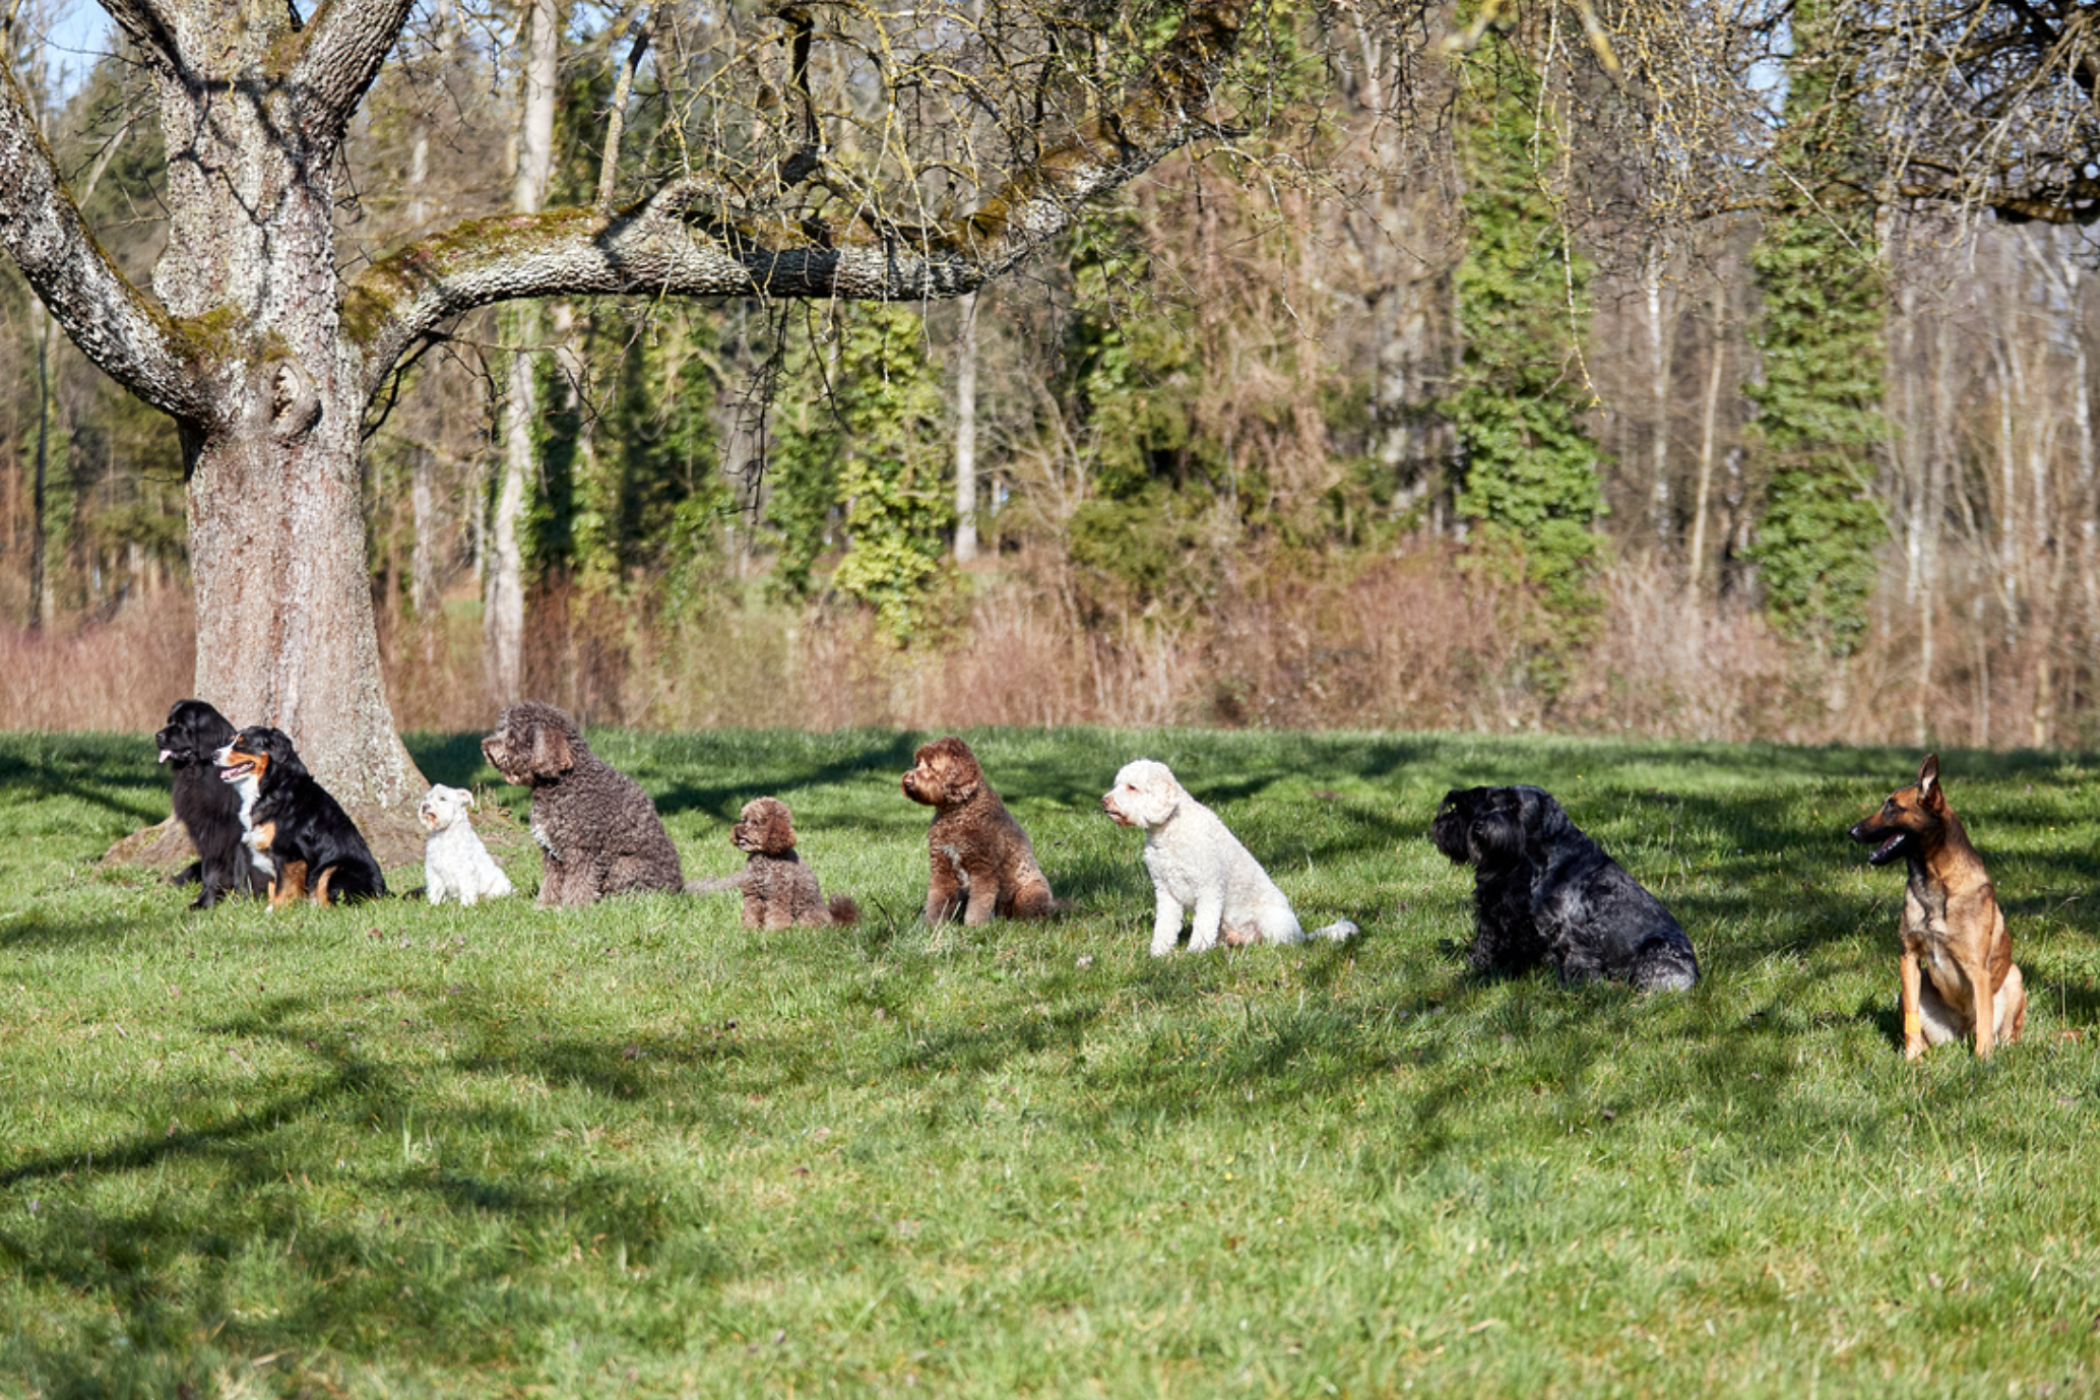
[[1743, 0, 1887, 656], [767, 304, 953, 643], [1441, 35, 1607, 629], [1060, 212, 1222, 618]]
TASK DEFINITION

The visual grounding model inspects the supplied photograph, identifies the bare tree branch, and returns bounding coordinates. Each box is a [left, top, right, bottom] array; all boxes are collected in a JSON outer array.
[[0, 57, 219, 422], [347, 0, 1248, 401]]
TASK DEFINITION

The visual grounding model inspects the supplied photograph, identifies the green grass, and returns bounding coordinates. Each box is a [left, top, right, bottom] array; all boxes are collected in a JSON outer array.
[[2, 728, 2097, 1398]]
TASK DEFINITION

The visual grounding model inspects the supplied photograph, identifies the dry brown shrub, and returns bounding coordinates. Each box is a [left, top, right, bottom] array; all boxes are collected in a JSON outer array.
[[17, 546, 2093, 749], [0, 592, 196, 731]]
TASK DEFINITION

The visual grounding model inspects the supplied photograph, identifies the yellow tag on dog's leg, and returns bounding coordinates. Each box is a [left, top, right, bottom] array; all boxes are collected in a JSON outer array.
[[1903, 1010, 1923, 1039]]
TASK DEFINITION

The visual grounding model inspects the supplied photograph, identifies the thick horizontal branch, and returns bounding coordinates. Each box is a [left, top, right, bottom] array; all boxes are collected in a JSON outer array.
[[347, 0, 1246, 400], [290, 0, 421, 150], [0, 59, 220, 422]]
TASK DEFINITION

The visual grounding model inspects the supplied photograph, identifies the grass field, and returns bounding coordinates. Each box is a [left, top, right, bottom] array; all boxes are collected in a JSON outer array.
[[1, 727, 2097, 1398]]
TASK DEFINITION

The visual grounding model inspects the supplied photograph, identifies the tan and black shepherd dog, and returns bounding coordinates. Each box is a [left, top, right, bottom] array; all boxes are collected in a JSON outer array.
[[1849, 754, 2026, 1059]]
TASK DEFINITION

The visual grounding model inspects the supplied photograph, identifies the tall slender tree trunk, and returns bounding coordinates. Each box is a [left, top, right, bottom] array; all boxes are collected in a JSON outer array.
[[1644, 239, 1674, 560], [486, 0, 561, 701], [953, 291, 980, 562], [1688, 279, 1727, 596], [29, 301, 51, 630]]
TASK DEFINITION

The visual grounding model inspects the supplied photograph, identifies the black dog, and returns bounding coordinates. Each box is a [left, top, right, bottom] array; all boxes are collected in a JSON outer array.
[[1431, 785, 1698, 991], [156, 698, 263, 909], [216, 726, 386, 907]]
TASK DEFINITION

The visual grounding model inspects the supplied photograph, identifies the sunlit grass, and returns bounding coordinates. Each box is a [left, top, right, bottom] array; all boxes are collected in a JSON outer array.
[[1, 728, 2096, 1397]]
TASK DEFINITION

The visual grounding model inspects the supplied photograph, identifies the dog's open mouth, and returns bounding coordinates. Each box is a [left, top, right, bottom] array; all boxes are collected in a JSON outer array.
[[1867, 832, 1909, 866], [217, 751, 260, 784]]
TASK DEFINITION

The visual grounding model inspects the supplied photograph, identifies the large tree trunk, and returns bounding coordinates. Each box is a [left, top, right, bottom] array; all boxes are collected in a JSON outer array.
[[143, 0, 424, 813]]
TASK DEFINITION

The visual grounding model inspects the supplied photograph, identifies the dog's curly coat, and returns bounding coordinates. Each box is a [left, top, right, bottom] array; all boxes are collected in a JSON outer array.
[[901, 737, 1060, 924], [482, 701, 685, 906], [1103, 758, 1356, 956], [692, 796, 859, 929], [1431, 785, 1699, 991]]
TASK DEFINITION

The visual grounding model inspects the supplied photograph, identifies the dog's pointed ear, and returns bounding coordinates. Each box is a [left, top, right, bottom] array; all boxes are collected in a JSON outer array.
[[530, 722, 575, 778], [1917, 754, 1943, 809]]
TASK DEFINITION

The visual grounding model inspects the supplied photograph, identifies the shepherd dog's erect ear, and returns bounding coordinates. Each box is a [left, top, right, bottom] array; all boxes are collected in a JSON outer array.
[[1917, 753, 1943, 810], [529, 721, 574, 778]]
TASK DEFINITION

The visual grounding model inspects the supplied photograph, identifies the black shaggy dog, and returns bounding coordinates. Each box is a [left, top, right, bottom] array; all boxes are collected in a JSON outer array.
[[156, 698, 263, 909], [481, 700, 685, 907], [1431, 785, 1699, 991], [216, 726, 387, 907]]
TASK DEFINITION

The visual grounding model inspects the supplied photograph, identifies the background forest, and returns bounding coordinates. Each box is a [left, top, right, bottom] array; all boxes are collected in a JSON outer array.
[[3, 0, 2095, 749]]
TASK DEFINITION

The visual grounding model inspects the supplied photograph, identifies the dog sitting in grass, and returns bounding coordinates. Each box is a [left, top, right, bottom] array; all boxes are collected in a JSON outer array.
[[481, 700, 685, 907], [691, 796, 858, 929], [1432, 785, 1698, 991], [156, 698, 262, 909], [1102, 758, 1357, 956], [901, 736, 1061, 925], [419, 784, 514, 906], [1848, 754, 2026, 1058]]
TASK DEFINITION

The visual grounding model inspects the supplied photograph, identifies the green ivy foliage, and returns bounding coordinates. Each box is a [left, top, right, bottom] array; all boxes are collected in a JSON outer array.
[[765, 304, 954, 644], [1441, 38, 1607, 634], [1060, 211, 1234, 619], [1742, 0, 1888, 657], [531, 307, 731, 612]]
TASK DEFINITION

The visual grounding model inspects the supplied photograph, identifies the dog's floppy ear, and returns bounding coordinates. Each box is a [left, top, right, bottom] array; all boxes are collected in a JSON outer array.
[[1519, 787, 1575, 845], [932, 739, 980, 803], [528, 720, 575, 778], [761, 800, 797, 854], [1469, 801, 1526, 864], [1916, 753, 1943, 810]]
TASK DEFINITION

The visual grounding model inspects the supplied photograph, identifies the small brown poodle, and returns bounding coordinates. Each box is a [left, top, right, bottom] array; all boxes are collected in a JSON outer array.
[[692, 796, 859, 929], [901, 736, 1061, 925], [481, 700, 685, 906]]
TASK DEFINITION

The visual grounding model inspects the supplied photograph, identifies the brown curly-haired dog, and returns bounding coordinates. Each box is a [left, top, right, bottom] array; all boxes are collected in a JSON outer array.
[[481, 700, 685, 907], [901, 736, 1061, 925], [693, 796, 859, 929]]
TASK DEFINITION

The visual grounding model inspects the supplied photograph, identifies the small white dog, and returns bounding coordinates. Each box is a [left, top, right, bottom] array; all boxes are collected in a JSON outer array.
[[1101, 759, 1358, 956], [419, 784, 514, 906]]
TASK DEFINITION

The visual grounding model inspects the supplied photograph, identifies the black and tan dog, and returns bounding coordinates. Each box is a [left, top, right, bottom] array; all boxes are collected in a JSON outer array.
[[216, 726, 387, 908], [1849, 754, 2025, 1059], [156, 698, 263, 909]]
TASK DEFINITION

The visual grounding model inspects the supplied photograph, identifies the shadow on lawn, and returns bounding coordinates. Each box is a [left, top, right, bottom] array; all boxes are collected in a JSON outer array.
[[0, 742, 171, 831], [0, 991, 740, 1393]]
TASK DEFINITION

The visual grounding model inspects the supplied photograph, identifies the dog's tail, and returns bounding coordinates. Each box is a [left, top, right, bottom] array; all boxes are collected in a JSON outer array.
[[828, 894, 861, 926]]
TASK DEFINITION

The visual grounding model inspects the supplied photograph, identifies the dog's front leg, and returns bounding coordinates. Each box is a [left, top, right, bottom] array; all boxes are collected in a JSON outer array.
[[1150, 888, 1185, 957], [1187, 894, 1225, 953], [923, 848, 963, 924], [961, 866, 1002, 925], [1899, 947, 1927, 1060], [1961, 954, 1996, 1057]]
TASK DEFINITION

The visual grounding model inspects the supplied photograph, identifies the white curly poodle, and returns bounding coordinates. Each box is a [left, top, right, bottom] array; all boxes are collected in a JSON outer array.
[[1101, 759, 1357, 956], [419, 784, 515, 906]]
